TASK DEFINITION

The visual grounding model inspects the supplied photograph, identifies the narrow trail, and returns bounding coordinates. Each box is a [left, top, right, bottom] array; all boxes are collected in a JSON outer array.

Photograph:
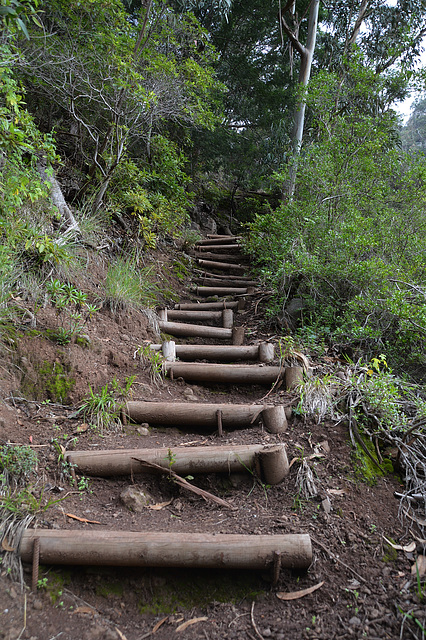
[[6, 234, 416, 640]]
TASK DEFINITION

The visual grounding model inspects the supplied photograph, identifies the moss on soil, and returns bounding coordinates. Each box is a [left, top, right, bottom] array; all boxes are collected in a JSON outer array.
[[137, 569, 265, 615], [20, 358, 75, 403]]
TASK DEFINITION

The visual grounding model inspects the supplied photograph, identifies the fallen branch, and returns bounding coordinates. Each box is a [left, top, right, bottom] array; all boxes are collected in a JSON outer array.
[[132, 457, 236, 510]]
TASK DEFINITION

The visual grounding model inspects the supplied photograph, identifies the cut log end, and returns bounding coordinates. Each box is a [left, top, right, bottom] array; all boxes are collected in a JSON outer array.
[[257, 445, 289, 485]]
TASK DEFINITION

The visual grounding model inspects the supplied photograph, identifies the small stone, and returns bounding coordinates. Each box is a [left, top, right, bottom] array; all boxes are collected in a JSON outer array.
[[136, 426, 149, 436], [32, 598, 43, 610], [120, 486, 152, 512], [262, 628, 272, 637], [183, 388, 194, 397], [349, 616, 361, 626], [121, 334, 130, 341]]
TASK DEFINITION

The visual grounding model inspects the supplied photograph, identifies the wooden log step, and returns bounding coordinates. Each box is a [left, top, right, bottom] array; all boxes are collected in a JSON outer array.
[[149, 342, 275, 362], [193, 252, 246, 263], [166, 309, 223, 323], [175, 301, 239, 310], [196, 259, 246, 273], [165, 362, 284, 385], [196, 286, 250, 296], [65, 444, 289, 483], [196, 270, 255, 281], [197, 236, 242, 245], [20, 530, 312, 570], [125, 400, 277, 428], [159, 320, 233, 340], [195, 277, 257, 288], [197, 244, 241, 252]]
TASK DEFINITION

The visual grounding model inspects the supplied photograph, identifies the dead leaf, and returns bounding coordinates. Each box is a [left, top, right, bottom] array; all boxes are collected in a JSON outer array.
[[152, 616, 168, 633], [383, 536, 416, 553], [147, 500, 173, 511], [115, 628, 128, 640], [277, 581, 325, 601], [1, 537, 15, 552], [328, 488, 346, 496], [66, 513, 102, 524], [73, 606, 97, 616], [176, 617, 208, 633], [411, 556, 426, 577], [75, 423, 89, 434]]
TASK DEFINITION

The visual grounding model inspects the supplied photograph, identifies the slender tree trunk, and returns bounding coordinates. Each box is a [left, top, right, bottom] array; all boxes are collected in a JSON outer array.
[[280, 0, 320, 199]]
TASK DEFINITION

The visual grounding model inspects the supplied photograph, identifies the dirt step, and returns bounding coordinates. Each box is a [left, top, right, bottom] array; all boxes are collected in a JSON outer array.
[[192, 252, 247, 263], [195, 277, 258, 288]]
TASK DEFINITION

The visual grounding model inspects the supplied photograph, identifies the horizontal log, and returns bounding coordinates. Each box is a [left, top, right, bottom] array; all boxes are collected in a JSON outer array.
[[193, 252, 246, 263], [149, 342, 274, 362], [197, 259, 246, 273], [197, 236, 242, 245], [159, 320, 232, 340], [65, 444, 287, 481], [125, 401, 272, 427], [165, 362, 285, 385], [195, 277, 258, 288], [196, 270, 254, 281], [175, 301, 239, 310], [166, 310, 223, 322], [197, 244, 241, 252], [196, 286, 249, 296], [20, 531, 312, 570]]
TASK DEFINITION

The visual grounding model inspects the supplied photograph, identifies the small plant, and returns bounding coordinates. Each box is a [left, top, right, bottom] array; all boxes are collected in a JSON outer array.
[[103, 257, 160, 312], [78, 376, 135, 434], [0, 444, 38, 487], [46, 278, 97, 344], [137, 344, 165, 386]]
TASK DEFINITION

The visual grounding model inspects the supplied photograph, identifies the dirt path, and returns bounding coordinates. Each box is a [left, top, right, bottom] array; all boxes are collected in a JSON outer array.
[[0, 237, 422, 640]]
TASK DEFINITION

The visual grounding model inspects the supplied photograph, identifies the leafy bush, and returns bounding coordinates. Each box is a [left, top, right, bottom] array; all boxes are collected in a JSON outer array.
[[246, 68, 426, 375]]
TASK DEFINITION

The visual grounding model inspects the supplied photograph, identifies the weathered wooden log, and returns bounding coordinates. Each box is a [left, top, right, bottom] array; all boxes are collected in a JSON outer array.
[[232, 326, 245, 346], [197, 259, 246, 273], [222, 308, 233, 328], [262, 406, 287, 434], [20, 531, 312, 570], [193, 252, 246, 263], [286, 366, 304, 390], [175, 301, 239, 310], [197, 236, 241, 245], [162, 340, 176, 362], [195, 277, 258, 288], [159, 320, 232, 340], [166, 310, 223, 323], [125, 401, 272, 428], [165, 362, 285, 385], [149, 343, 273, 362], [158, 308, 168, 321], [259, 342, 275, 362], [257, 446, 290, 484], [197, 244, 241, 252], [196, 286, 248, 296], [65, 444, 288, 483], [196, 270, 254, 281]]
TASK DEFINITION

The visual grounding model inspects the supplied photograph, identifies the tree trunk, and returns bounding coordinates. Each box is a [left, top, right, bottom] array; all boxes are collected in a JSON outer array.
[[281, 0, 320, 198]]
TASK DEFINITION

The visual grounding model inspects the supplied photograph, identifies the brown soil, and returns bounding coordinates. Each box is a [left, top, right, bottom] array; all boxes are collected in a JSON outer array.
[[0, 243, 423, 640]]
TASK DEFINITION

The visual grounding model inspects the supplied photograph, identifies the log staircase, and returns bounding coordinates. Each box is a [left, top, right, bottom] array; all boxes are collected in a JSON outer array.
[[20, 234, 312, 585]]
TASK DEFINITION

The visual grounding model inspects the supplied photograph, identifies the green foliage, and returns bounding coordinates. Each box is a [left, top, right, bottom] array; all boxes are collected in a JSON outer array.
[[247, 67, 426, 374], [0, 444, 37, 486], [78, 376, 135, 434]]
